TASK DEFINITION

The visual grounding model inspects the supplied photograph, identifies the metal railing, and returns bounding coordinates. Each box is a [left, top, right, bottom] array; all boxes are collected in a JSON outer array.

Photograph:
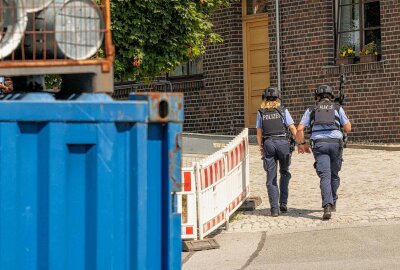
[[113, 78, 204, 100]]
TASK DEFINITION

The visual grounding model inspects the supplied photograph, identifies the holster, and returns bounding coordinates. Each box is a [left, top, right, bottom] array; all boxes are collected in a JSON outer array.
[[289, 136, 296, 153]]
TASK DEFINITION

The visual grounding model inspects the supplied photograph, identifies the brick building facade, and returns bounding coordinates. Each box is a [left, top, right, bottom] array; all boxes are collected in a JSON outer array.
[[169, 0, 400, 143], [170, 3, 245, 135]]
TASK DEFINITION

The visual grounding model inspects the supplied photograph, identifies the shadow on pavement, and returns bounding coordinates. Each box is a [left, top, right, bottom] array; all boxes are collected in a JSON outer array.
[[241, 207, 323, 220], [282, 208, 323, 220]]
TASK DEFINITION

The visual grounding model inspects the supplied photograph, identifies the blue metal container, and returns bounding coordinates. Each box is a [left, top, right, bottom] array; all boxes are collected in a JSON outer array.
[[0, 92, 183, 270]]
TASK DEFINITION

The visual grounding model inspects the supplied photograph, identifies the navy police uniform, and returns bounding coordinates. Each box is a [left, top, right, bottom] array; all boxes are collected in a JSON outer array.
[[256, 105, 294, 212], [300, 97, 350, 209]]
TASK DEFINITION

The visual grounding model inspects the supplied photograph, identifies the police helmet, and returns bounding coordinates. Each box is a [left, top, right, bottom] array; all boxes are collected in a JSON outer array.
[[262, 86, 280, 100], [315, 84, 334, 99]]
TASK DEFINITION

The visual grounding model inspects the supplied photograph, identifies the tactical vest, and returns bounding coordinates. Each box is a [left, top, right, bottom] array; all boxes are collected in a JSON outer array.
[[259, 106, 287, 137], [309, 100, 341, 133]]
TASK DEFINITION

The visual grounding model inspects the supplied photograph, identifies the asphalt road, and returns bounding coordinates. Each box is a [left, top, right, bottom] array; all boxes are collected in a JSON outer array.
[[182, 223, 400, 270]]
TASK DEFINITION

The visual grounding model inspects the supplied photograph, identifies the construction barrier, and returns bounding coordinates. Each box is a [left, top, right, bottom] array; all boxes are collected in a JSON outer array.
[[179, 129, 250, 240], [178, 169, 198, 240], [225, 130, 251, 216]]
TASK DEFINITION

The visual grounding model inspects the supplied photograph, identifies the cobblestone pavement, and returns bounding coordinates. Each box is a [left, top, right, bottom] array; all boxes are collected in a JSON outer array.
[[228, 145, 400, 234]]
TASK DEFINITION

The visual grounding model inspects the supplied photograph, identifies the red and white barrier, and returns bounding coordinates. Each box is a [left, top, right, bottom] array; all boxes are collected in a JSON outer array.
[[179, 129, 250, 240], [224, 131, 250, 218], [197, 154, 229, 239], [177, 168, 198, 240]]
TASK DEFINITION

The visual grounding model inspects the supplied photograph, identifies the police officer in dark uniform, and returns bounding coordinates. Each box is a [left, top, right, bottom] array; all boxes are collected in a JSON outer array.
[[256, 86, 297, 217], [296, 85, 351, 220]]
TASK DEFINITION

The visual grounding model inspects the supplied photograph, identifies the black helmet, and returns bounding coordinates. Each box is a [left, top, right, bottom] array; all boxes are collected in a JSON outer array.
[[262, 86, 280, 100], [315, 84, 334, 99]]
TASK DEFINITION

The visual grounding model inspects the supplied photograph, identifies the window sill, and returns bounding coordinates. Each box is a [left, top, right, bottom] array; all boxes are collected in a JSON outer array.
[[323, 60, 386, 75]]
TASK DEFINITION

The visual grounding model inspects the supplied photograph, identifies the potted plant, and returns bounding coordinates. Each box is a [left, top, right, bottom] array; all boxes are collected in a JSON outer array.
[[359, 42, 378, 63], [336, 44, 355, 65]]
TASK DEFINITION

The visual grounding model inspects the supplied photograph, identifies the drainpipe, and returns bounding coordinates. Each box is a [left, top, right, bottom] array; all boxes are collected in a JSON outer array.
[[275, 0, 282, 92]]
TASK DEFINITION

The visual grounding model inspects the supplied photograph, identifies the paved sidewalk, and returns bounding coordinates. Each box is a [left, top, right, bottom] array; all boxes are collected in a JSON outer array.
[[228, 145, 400, 234], [183, 223, 400, 270]]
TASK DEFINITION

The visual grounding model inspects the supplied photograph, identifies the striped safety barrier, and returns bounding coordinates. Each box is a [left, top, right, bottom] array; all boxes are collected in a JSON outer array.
[[177, 169, 198, 240], [224, 132, 250, 216], [179, 129, 250, 240]]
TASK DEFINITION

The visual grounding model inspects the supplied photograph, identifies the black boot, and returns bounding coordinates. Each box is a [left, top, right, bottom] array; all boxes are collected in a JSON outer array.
[[271, 208, 279, 217], [323, 204, 332, 220], [280, 203, 287, 213], [332, 195, 338, 212]]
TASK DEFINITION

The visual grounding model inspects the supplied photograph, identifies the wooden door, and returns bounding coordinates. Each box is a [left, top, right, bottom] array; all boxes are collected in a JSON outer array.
[[243, 16, 270, 127]]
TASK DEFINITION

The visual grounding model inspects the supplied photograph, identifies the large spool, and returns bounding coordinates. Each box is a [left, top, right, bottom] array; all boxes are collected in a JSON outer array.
[[24, 0, 104, 60], [23, 0, 53, 13], [56, 0, 104, 60], [0, 0, 28, 59]]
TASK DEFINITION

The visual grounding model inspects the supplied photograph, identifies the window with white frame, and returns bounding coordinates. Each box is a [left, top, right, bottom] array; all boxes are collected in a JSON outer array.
[[336, 0, 381, 56]]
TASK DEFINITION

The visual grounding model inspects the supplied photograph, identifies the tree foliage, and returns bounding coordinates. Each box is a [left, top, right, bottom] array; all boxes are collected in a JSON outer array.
[[111, 0, 237, 81]]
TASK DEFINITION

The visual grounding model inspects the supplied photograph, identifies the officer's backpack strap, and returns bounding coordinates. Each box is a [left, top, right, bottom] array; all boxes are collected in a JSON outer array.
[[334, 103, 342, 127], [308, 106, 316, 131], [274, 105, 285, 121], [277, 105, 296, 152], [274, 105, 292, 139], [275, 105, 289, 131]]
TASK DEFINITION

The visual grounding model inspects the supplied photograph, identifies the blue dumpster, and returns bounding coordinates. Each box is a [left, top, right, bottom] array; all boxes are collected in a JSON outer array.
[[0, 92, 183, 270]]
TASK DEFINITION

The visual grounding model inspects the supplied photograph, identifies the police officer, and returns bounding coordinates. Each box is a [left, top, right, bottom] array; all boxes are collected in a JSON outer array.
[[256, 86, 297, 217], [296, 85, 351, 220]]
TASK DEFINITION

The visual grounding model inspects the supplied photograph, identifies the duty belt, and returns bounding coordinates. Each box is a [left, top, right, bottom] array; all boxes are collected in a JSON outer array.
[[312, 138, 343, 144], [264, 136, 288, 140]]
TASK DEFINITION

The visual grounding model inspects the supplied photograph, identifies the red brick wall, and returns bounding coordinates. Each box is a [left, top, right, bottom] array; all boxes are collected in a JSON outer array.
[[173, 1, 400, 142], [178, 3, 245, 135], [266, 0, 400, 143]]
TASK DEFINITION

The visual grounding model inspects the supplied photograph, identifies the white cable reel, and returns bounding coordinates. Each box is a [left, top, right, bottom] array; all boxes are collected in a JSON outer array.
[[1, 0, 104, 60], [23, 0, 104, 60], [0, 0, 28, 59], [55, 0, 104, 60], [23, 0, 53, 13]]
